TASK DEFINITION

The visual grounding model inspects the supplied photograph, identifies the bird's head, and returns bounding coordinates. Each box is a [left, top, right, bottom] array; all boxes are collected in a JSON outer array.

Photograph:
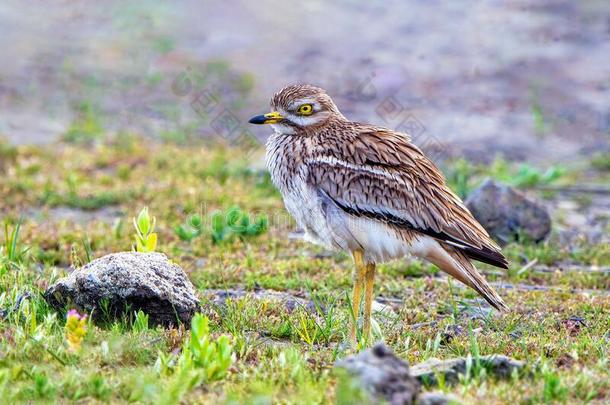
[[249, 84, 345, 134]]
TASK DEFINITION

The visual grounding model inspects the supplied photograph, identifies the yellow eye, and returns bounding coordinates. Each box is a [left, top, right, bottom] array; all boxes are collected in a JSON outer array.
[[297, 104, 313, 115]]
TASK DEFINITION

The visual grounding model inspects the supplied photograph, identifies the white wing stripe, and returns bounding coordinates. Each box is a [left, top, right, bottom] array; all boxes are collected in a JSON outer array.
[[307, 155, 402, 182]]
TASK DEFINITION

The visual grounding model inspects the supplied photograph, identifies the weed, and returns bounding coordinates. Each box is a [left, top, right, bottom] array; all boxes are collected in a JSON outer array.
[[211, 206, 268, 244], [177, 208, 269, 244], [132, 310, 149, 333], [31, 370, 57, 400], [591, 152, 610, 172], [81, 236, 93, 264], [184, 313, 234, 381], [541, 366, 569, 403], [443, 157, 566, 197], [133, 207, 157, 252], [62, 102, 105, 144], [87, 374, 112, 401], [1, 217, 29, 274], [0, 137, 17, 173], [445, 158, 473, 199], [512, 164, 565, 188], [531, 101, 548, 136], [154, 314, 235, 403], [334, 368, 370, 405], [175, 214, 204, 242]]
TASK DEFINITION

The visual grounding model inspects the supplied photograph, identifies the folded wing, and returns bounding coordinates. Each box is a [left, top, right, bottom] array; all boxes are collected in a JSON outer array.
[[306, 125, 509, 269]]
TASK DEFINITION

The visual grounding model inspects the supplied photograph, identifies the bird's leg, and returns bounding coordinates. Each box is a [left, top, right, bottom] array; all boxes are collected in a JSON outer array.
[[350, 250, 366, 346], [362, 262, 376, 344]]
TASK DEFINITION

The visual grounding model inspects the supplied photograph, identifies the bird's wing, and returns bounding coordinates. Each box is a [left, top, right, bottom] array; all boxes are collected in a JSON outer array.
[[306, 125, 508, 269]]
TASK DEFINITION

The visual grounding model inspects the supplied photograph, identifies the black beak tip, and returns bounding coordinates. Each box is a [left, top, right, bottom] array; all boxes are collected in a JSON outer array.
[[248, 115, 267, 124]]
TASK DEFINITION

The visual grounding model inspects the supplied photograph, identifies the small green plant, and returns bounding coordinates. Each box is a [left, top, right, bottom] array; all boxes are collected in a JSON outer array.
[[81, 236, 93, 264], [133, 207, 157, 252], [334, 368, 370, 405], [31, 370, 56, 400], [156, 313, 235, 403], [531, 100, 548, 136], [132, 310, 149, 333], [445, 158, 474, 198], [591, 152, 610, 172], [541, 367, 569, 403], [62, 102, 104, 144], [444, 158, 565, 198], [512, 164, 564, 188], [69, 244, 83, 270], [293, 292, 340, 346], [211, 206, 268, 245], [87, 374, 112, 401], [183, 313, 234, 382], [487, 159, 565, 188], [0, 137, 17, 173], [175, 214, 203, 242], [1, 217, 29, 274]]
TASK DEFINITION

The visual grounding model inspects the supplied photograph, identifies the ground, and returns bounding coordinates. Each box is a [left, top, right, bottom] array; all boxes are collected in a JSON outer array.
[[0, 136, 608, 404], [1, 1, 609, 165]]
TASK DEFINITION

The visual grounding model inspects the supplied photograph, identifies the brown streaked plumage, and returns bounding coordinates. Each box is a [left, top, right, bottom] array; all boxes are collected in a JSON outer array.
[[249, 84, 509, 346]]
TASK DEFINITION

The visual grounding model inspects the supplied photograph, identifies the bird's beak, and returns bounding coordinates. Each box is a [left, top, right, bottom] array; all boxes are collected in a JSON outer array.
[[248, 111, 284, 124]]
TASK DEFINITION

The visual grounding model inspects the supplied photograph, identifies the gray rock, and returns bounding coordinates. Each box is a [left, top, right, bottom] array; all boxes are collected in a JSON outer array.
[[335, 343, 421, 405], [417, 392, 452, 405], [203, 287, 321, 314], [411, 354, 524, 386], [44, 252, 199, 326], [465, 179, 551, 245]]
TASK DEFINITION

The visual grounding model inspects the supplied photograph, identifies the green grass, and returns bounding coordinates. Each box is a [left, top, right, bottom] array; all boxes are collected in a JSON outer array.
[[0, 137, 608, 404], [442, 157, 568, 199], [591, 152, 610, 172]]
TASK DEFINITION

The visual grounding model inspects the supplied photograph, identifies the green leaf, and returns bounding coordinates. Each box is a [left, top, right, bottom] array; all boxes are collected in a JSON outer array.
[[145, 233, 157, 252], [136, 207, 151, 235]]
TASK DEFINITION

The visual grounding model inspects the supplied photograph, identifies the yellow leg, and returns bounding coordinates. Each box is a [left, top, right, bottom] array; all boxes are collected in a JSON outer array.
[[350, 250, 366, 345], [362, 262, 376, 344]]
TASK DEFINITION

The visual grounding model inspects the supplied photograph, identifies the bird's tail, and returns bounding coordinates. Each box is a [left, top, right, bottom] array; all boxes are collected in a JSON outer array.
[[424, 243, 509, 312]]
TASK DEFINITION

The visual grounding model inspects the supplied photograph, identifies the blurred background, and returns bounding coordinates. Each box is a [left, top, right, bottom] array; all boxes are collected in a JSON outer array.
[[1, 0, 609, 163]]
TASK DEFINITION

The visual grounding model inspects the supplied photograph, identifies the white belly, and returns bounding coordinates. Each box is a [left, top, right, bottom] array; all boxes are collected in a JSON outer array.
[[281, 179, 342, 249], [282, 180, 431, 264], [343, 215, 438, 263]]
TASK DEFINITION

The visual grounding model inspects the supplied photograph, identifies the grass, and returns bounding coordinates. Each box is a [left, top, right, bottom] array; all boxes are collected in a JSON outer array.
[[591, 153, 610, 172], [442, 157, 568, 199], [0, 136, 608, 403]]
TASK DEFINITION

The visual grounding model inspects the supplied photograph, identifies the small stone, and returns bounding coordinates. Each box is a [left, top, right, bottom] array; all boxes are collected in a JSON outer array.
[[335, 343, 420, 405], [440, 324, 465, 345], [44, 252, 200, 327], [372, 300, 396, 316], [203, 288, 321, 314], [560, 316, 587, 336], [465, 179, 551, 245], [411, 354, 524, 385], [418, 392, 452, 405]]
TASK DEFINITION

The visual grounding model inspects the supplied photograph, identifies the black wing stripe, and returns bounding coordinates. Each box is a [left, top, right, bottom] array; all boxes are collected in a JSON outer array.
[[329, 196, 509, 269]]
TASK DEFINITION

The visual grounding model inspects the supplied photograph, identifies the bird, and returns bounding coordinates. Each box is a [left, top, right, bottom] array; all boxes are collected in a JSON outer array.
[[248, 84, 509, 346]]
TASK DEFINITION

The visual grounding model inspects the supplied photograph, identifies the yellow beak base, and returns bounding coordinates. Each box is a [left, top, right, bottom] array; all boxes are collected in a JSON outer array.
[[248, 111, 284, 124]]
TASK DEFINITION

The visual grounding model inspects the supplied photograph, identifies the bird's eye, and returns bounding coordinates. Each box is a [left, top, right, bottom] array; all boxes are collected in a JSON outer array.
[[297, 104, 314, 115]]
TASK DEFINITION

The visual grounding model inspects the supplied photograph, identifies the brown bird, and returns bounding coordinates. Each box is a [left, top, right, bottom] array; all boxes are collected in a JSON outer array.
[[249, 84, 509, 345]]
